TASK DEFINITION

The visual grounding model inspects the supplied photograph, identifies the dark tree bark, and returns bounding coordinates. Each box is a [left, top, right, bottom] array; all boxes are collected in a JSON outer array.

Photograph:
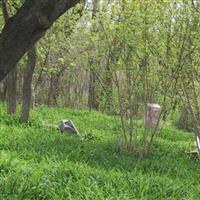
[[2, 0, 18, 114], [0, 0, 81, 82], [177, 107, 196, 132], [47, 73, 61, 107], [20, 46, 37, 123], [88, 66, 99, 110], [0, 81, 7, 101], [88, 0, 99, 111], [1, 0, 9, 21], [6, 69, 17, 115], [6, 68, 17, 114], [102, 49, 113, 113], [178, 107, 188, 130]]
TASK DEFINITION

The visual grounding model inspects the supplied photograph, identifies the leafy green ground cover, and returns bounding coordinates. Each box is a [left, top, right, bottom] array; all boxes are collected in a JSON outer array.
[[0, 106, 199, 200]]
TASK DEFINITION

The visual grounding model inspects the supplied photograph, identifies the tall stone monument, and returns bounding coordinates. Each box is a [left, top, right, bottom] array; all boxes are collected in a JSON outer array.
[[145, 103, 161, 129]]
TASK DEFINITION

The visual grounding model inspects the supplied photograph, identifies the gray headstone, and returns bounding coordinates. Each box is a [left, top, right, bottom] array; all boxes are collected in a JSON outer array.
[[58, 120, 79, 135], [144, 103, 161, 129]]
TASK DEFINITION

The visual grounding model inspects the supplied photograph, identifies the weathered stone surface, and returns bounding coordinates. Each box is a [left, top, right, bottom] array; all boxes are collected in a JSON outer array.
[[190, 149, 199, 157], [58, 120, 79, 135], [145, 103, 161, 129]]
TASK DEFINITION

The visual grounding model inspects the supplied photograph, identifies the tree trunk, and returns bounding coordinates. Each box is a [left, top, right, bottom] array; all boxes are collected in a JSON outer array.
[[88, 0, 99, 111], [6, 69, 17, 114], [0, 0, 81, 82], [20, 46, 36, 123], [7, 69, 18, 115], [88, 68, 99, 110], [178, 107, 187, 129], [0, 81, 7, 101], [102, 50, 113, 113], [47, 73, 60, 107], [1, 0, 18, 114], [30, 84, 35, 108], [104, 68, 113, 112], [177, 107, 192, 131]]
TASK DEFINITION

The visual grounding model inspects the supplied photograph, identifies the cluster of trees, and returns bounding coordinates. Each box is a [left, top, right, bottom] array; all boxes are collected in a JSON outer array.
[[0, 0, 200, 156]]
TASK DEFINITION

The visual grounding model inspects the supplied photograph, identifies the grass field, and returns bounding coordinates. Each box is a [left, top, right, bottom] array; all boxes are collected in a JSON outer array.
[[0, 106, 200, 200]]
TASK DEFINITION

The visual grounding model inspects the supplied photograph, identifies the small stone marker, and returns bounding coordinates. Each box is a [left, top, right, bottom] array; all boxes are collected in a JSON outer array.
[[58, 120, 79, 135], [190, 149, 199, 157], [194, 136, 200, 156], [145, 103, 161, 129], [189, 139, 200, 157]]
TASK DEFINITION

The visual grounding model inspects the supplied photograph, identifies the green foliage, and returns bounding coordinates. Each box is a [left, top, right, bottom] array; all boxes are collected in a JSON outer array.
[[1, 1, 200, 197], [0, 105, 199, 199]]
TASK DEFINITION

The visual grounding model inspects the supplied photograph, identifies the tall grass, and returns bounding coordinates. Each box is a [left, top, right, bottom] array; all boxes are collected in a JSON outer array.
[[0, 105, 199, 199]]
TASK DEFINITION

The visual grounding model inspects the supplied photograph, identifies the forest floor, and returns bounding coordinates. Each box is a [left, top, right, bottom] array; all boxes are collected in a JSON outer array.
[[0, 106, 200, 200]]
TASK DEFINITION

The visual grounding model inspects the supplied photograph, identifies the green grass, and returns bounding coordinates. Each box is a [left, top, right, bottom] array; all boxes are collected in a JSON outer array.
[[0, 105, 200, 200]]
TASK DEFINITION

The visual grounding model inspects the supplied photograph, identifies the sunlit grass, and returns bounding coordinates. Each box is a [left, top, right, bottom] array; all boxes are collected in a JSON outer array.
[[0, 105, 199, 199]]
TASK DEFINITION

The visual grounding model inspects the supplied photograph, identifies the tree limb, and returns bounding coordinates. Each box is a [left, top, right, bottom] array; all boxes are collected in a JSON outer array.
[[0, 0, 81, 81]]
